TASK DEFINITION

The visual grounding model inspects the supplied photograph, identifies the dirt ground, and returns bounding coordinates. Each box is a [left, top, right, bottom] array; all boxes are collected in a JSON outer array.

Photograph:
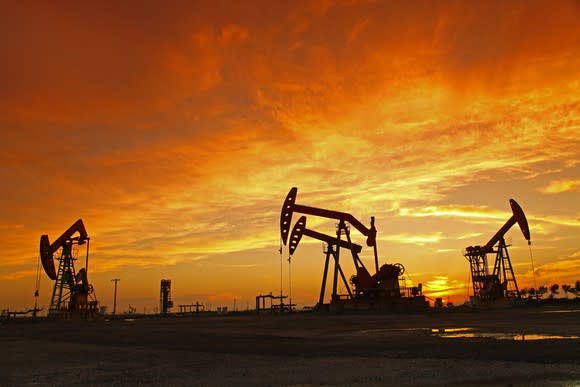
[[2, 305, 580, 386]]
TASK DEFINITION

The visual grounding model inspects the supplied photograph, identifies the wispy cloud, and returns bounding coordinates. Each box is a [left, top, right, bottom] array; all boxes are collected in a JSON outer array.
[[423, 276, 467, 298], [1, 1, 579, 309], [540, 179, 580, 194], [0, 269, 36, 281], [381, 232, 443, 246], [399, 205, 507, 220], [518, 251, 580, 287], [399, 205, 580, 228]]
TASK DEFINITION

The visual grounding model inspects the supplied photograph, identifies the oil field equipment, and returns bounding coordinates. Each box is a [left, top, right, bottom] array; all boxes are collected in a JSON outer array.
[[39, 219, 98, 317], [280, 187, 426, 311], [255, 292, 289, 314], [178, 302, 205, 314], [111, 278, 120, 315], [160, 279, 173, 314], [464, 199, 531, 304]]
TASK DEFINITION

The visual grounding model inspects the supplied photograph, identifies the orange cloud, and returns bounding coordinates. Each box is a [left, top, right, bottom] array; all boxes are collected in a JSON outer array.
[[518, 251, 580, 287], [399, 205, 508, 220], [541, 179, 580, 194], [0, 269, 37, 281], [1, 1, 579, 310], [380, 233, 443, 246], [423, 276, 467, 299], [219, 24, 250, 43], [399, 205, 580, 229]]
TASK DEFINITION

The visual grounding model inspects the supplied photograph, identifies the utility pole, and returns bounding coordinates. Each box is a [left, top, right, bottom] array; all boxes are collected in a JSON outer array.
[[111, 278, 120, 315]]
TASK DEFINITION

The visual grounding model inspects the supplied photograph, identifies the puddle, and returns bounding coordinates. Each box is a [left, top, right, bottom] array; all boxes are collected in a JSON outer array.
[[511, 334, 579, 340], [430, 327, 471, 334], [351, 328, 431, 336], [431, 328, 579, 341], [439, 333, 579, 340], [350, 327, 579, 341], [542, 309, 580, 314]]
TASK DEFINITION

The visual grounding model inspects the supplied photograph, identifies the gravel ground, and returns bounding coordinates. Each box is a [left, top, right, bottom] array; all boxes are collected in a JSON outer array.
[[2, 305, 580, 386]]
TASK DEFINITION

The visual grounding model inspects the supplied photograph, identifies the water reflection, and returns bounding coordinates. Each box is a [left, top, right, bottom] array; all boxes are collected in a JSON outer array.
[[512, 334, 579, 341], [430, 327, 471, 334], [432, 329, 579, 340], [542, 309, 580, 314], [353, 327, 579, 341], [353, 327, 430, 335]]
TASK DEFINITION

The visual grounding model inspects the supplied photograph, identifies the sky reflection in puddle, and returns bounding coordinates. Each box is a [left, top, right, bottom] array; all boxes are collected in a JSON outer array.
[[352, 327, 431, 335], [432, 328, 579, 340], [541, 309, 580, 314], [351, 327, 579, 340], [431, 327, 471, 334]]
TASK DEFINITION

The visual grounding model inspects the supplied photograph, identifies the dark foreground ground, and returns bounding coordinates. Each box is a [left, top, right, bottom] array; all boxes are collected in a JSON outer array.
[[2, 305, 580, 386]]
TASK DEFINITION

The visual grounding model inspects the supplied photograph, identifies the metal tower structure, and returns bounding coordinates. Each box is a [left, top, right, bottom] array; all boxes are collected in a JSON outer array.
[[50, 242, 77, 312], [464, 199, 531, 303], [160, 279, 173, 314], [40, 219, 98, 317]]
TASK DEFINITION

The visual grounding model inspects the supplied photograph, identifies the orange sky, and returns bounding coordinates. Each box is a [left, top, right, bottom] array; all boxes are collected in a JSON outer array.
[[1, 1, 579, 312]]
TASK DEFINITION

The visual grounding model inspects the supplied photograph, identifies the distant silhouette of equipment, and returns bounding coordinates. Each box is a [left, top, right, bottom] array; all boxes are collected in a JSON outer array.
[[160, 279, 173, 314], [40, 219, 99, 317], [281, 187, 426, 311], [255, 292, 292, 313], [1, 307, 42, 321], [178, 302, 204, 314], [464, 199, 531, 304]]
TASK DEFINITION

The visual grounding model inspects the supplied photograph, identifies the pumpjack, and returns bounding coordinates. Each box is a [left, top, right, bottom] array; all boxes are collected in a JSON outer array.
[[464, 199, 531, 304], [281, 187, 426, 311], [40, 219, 98, 317]]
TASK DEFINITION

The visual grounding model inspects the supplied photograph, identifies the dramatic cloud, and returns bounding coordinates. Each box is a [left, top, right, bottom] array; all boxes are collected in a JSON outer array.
[[1, 1, 579, 310], [541, 179, 580, 194], [380, 233, 443, 246], [423, 276, 467, 299], [518, 250, 580, 287]]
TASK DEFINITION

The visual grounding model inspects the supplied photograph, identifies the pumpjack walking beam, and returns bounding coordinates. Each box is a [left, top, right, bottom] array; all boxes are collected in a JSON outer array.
[[481, 199, 531, 253], [281, 187, 379, 272], [40, 219, 89, 280]]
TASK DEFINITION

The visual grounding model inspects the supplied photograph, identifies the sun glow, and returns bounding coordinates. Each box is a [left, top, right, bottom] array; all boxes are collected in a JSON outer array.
[[1, 1, 579, 311]]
